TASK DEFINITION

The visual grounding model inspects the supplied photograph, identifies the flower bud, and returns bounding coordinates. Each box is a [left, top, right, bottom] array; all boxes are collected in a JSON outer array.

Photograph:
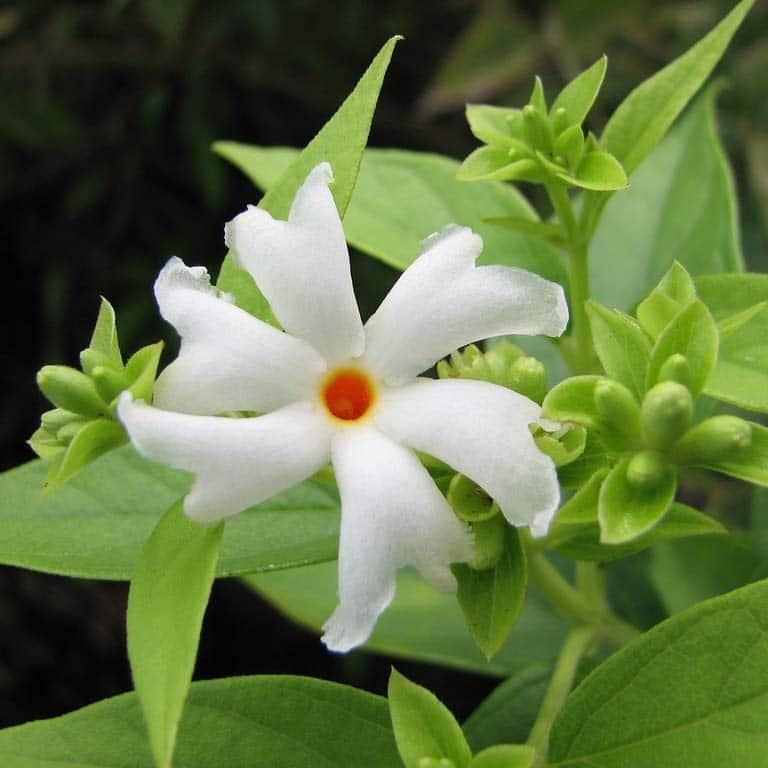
[[551, 106, 571, 135], [438, 345, 492, 382], [79, 348, 119, 378], [593, 379, 641, 443], [626, 450, 671, 491], [91, 365, 129, 404], [447, 474, 498, 522], [641, 381, 693, 449], [469, 514, 507, 571], [37, 365, 108, 417], [508, 356, 547, 403], [675, 416, 752, 466], [56, 418, 87, 445], [658, 353, 691, 389], [483, 341, 524, 381], [40, 408, 81, 432]]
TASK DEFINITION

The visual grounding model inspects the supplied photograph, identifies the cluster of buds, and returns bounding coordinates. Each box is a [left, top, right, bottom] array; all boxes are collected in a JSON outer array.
[[457, 57, 627, 195], [29, 298, 162, 489]]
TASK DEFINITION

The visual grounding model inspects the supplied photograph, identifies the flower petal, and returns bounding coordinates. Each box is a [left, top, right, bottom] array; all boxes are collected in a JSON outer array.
[[361, 225, 568, 383], [224, 163, 364, 364], [152, 257, 326, 415], [322, 426, 473, 652], [375, 378, 560, 534], [118, 394, 332, 523]]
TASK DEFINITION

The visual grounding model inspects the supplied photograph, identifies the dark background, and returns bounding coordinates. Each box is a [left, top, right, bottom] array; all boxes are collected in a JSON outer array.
[[2, 0, 767, 729]]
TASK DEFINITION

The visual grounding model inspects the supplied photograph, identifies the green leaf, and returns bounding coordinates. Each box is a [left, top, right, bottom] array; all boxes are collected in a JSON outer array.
[[636, 261, 697, 339], [127, 503, 223, 768], [586, 300, 651, 399], [452, 526, 527, 659], [463, 666, 551, 752], [481, 217, 565, 247], [528, 76, 547, 114], [648, 534, 761, 616], [215, 146, 568, 284], [0, 676, 401, 767], [554, 501, 724, 563], [245, 561, 567, 677], [542, 376, 605, 431], [470, 744, 535, 768], [646, 299, 718, 396], [561, 151, 627, 191], [388, 668, 472, 768], [0, 447, 340, 579], [466, 104, 522, 146], [600, 0, 754, 175], [598, 457, 676, 544], [458, 149, 543, 183], [697, 273, 768, 413], [126, 341, 164, 402], [216, 36, 400, 317], [549, 579, 768, 767], [46, 418, 125, 490], [591, 91, 743, 311], [551, 55, 607, 127], [88, 297, 122, 369], [702, 421, 768, 486]]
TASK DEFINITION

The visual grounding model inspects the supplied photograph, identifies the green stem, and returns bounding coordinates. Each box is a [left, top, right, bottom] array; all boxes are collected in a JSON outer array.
[[527, 551, 641, 648], [545, 180, 594, 373], [527, 625, 596, 767]]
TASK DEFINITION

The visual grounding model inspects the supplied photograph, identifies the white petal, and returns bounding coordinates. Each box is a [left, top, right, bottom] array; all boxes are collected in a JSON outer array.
[[322, 427, 473, 652], [118, 394, 332, 523], [152, 257, 326, 415], [361, 225, 569, 383], [375, 378, 560, 533], [224, 163, 364, 364]]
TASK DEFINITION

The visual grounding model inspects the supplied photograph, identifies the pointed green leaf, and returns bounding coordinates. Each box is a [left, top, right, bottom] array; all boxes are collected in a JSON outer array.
[[566, 150, 627, 191], [452, 525, 527, 659], [46, 418, 125, 490], [458, 148, 542, 182], [542, 376, 605, 431], [388, 668, 472, 768], [216, 36, 400, 319], [552, 55, 607, 127], [697, 273, 768, 413], [636, 262, 697, 339], [646, 299, 718, 396], [466, 104, 522, 146], [591, 91, 743, 312], [601, 0, 754, 174], [528, 76, 547, 114], [586, 300, 651, 399], [0, 447, 341, 580], [215, 145, 567, 284], [553, 124, 585, 169], [598, 457, 676, 544], [549, 580, 768, 767], [0, 676, 401, 767], [126, 341, 164, 402], [470, 744, 535, 768], [88, 297, 123, 368], [127, 503, 223, 768]]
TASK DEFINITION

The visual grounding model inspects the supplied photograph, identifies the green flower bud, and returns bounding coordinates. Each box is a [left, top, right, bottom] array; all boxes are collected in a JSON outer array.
[[28, 425, 65, 461], [675, 416, 752, 466], [40, 408, 81, 432], [522, 104, 554, 153], [508, 355, 547, 404], [593, 379, 641, 443], [551, 106, 571, 135], [470, 514, 507, 571], [658, 353, 692, 389], [626, 450, 671, 491], [438, 345, 492, 382], [56, 418, 87, 445], [447, 474, 498, 522], [483, 341, 524, 382], [79, 348, 119, 377], [641, 381, 693, 449], [37, 365, 108, 417]]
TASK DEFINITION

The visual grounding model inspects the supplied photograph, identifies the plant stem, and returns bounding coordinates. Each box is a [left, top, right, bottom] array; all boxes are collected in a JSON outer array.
[[527, 551, 641, 648], [545, 180, 594, 373], [527, 625, 596, 767]]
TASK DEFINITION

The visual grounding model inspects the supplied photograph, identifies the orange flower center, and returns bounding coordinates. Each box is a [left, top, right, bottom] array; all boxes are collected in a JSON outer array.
[[322, 368, 375, 421]]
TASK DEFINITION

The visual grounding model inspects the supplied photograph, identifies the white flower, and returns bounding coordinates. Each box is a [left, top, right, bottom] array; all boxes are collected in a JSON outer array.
[[118, 162, 568, 652]]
